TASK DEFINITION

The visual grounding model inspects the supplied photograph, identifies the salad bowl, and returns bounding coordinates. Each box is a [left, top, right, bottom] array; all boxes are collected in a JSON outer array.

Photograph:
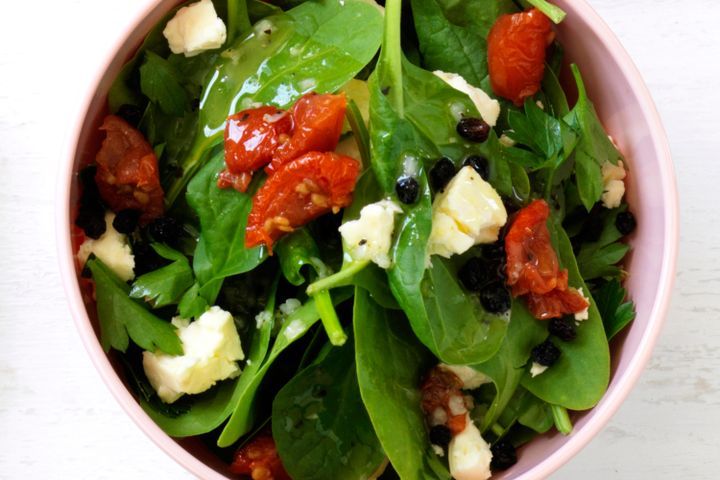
[[57, 0, 678, 478]]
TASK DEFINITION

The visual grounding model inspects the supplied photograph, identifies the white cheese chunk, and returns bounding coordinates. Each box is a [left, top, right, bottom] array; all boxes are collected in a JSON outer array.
[[433, 71, 500, 127], [143, 306, 244, 403], [77, 212, 135, 282], [574, 287, 590, 322], [440, 364, 490, 390], [339, 199, 402, 269], [601, 160, 626, 209], [428, 166, 507, 258], [530, 362, 548, 378], [163, 0, 227, 57], [448, 415, 493, 480]]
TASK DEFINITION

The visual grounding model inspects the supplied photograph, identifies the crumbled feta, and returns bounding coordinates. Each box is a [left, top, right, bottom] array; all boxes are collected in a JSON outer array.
[[428, 166, 507, 258], [448, 395, 468, 416], [439, 364, 490, 390], [279, 298, 302, 316], [255, 310, 272, 329], [498, 134, 516, 147], [338, 199, 402, 268], [448, 415, 493, 480], [530, 362, 548, 378], [432, 444, 446, 457], [431, 407, 449, 426], [434, 71, 501, 127], [143, 307, 244, 403], [77, 212, 135, 282], [601, 160, 626, 209], [163, 0, 227, 57], [574, 287, 590, 322]]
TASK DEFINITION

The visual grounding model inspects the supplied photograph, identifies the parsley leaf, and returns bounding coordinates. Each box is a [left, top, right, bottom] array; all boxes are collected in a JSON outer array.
[[87, 257, 183, 355], [129, 244, 194, 308], [595, 279, 636, 340], [140, 51, 190, 116], [564, 64, 623, 211], [575, 207, 630, 280]]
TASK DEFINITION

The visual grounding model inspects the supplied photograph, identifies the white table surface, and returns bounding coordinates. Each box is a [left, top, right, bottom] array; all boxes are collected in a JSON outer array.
[[0, 0, 717, 478]]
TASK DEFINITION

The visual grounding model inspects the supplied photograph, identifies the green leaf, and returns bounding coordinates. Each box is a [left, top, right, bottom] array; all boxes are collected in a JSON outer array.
[[576, 206, 630, 280], [140, 51, 190, 116], [129, 244, 194, 308], [186, 152, 267, 305], [354, 288, 450, 480], [178, 282, 211, 319], [217, 288, 353, 447], [87, 257, 182, 356], [166, 0, 384, 205], [473, 299, 547, 431], [411, 0, 518, 87], [276, 229, 329, 286], [521, 219, 610, 410], [272, 337, 385, 480], [564, 64, 623, 211], [595, 279, 636, 340]]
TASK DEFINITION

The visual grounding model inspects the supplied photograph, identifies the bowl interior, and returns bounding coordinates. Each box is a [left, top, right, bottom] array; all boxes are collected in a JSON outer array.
[[59, 0, 677, 478]]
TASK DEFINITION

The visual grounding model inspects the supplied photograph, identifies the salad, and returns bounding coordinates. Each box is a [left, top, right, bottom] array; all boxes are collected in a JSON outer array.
[[73, 0, 639, 478]]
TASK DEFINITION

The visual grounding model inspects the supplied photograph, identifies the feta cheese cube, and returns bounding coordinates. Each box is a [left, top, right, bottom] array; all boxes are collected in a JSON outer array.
[[448, 415, 493, 480], [338, 199, 402, 269], [439, 364, 490, 390], [601, 160, 626, 209], [428, 166, 507, 258], [433, 71, 500, 127], [143, 306, 245, 403], [77, 212, 135, 282], [163, 0, 227, 58], [530, 362, 548, 378]]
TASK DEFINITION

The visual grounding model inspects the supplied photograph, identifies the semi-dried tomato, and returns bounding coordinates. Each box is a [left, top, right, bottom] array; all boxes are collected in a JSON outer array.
[[488, 8, 555, 106], [230, 432, 290, 480], [94, 115, 164, 223], [245, 152, 360, 252], [420, 366, 468, 436]]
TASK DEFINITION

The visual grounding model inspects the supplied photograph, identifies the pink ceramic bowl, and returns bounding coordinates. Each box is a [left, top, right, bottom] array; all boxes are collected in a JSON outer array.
[[56, 0, 678, 478]]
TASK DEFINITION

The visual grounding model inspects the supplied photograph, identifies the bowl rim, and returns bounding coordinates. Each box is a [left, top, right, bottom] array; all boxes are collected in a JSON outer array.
[[55, 0, 679, 479]]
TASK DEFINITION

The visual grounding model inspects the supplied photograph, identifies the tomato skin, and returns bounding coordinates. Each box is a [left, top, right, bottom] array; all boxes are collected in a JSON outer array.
[[245, 152, 360, 251], [505, 199, 560, 296], [420, 366, 468, 436], [222, 106, 293, 192], [95, 115, 164, 223], [488, 8, 555, 106], [505, 199, 589, 320], [230, 432, 291, 480], [265, 92, 347, 174]]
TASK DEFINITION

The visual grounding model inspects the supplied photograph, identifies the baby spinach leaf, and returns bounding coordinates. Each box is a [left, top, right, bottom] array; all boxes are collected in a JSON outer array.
[[411, 0, 518, 86], [489, 386, 553, 436], [473, 299, 547, 431], [276, 229, 329, 286], [595, 279, 636, 340], [186, 152, 267, 305], [165, 0, 384, 205], [129, 244, 194, 308], [354, 288, 450, 480], [140, 51, 190, 116], [217, 288, 353, 446], [521, 219, 610, 410], [564, 65, 623, 211], [575, 206, 630, 280], [272, 337, 384, 480], [87, 257, 182, 356]]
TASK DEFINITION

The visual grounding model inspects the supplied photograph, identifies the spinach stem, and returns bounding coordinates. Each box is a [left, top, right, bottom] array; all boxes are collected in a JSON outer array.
[[346, 100, 371, 167], [306, 260, 370, 296], [490, 423, 506, 437], [551, 404, 573, 435], [165, 135, 219, 208], [524, 0, 566, 24], [227, 0, 251, 43], [383, 0, 404, 116], [314, 290, 347, 346]]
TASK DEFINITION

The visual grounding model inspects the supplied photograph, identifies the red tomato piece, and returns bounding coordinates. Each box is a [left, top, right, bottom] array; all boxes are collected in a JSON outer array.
[[525, 286, 590, 320], [230, 432, 291, 480], [222, 106, 293, 192], [420, 366, 468, 436], [95, 115, 164, 223], [265, 92, 347, 174], [505, 199, 560, 297], [246, 152, 360, 251], [488, 8, 555, 106]]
